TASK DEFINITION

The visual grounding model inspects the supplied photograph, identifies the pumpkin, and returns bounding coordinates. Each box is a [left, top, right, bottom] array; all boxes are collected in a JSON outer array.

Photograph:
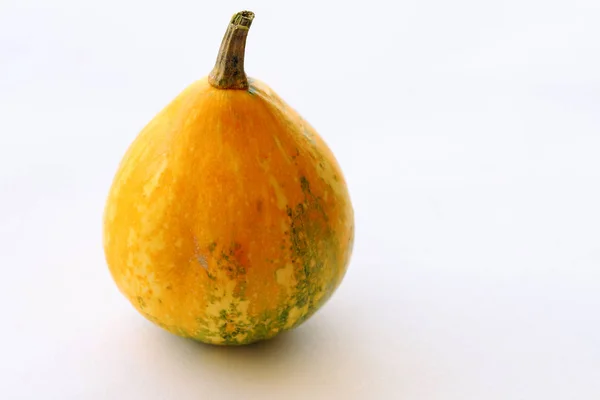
[[103, 10, 354, 345]]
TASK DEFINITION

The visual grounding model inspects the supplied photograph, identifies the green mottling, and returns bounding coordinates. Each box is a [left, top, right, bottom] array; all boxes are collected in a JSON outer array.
[[234, 280, 247, 298], [300, 176, 310, 192], [277, 306, 291, 327], [208, 242, 217, 253], [137, 296, 146, 309], [190, 178, 341, 345], [251, 321, 270, 339], [218, 258, 245, 281], [285, 176, 339, 319], [216, 302, 253, 345], [193, 242, 255, 344]]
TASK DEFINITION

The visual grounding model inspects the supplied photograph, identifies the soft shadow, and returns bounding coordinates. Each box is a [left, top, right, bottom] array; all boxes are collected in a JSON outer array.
[[143, 316, 376, 393], [176, 330, 307, 377]]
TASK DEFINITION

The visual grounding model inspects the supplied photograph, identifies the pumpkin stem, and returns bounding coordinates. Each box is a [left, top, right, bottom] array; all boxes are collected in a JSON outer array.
[[208, 11, 255, 90]]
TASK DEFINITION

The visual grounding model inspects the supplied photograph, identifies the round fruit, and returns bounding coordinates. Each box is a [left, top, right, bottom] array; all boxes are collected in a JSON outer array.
[[103, 11, 354, 345]]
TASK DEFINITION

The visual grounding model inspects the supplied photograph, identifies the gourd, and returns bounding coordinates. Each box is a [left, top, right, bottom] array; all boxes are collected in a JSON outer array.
[[103, 11, 354, 345]]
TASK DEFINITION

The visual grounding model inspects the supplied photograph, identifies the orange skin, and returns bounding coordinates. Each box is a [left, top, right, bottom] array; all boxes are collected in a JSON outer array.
[[103, 77, 354, 345]]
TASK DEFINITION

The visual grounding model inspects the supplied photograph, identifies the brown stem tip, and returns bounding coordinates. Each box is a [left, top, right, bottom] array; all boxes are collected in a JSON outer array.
[[208, 11, 255, 90]]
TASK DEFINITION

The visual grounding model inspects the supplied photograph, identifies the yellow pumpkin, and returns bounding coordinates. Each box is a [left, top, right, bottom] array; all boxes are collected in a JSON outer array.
[[103, 11, 354, 345]]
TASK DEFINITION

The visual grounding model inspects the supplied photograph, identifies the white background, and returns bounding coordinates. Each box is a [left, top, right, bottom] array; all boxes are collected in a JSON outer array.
[[1, 0, 599, 398]]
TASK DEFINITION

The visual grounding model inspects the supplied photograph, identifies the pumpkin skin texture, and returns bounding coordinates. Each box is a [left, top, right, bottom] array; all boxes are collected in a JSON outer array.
[[103, 12, 354, 345]]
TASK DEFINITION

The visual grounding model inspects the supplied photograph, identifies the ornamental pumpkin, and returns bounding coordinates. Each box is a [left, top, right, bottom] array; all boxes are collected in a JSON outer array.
[[103, 11, 354, 345]]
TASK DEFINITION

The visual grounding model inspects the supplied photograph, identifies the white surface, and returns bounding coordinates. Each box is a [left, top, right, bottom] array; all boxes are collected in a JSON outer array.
[[1, 0, 599, 398]]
